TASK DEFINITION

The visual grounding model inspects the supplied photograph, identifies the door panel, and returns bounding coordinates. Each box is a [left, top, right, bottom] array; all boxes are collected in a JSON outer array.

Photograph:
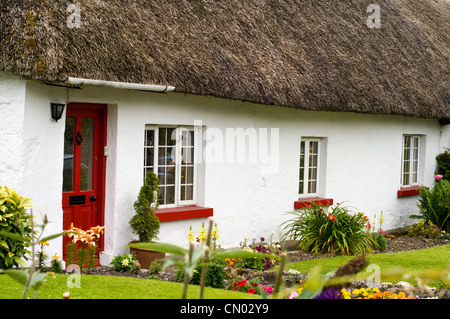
[[62, 103, 107, 261]]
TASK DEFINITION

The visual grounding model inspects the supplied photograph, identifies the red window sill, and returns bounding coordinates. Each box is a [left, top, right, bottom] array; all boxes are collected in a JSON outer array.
[[294, 198, 333, 209], [155, 205, 214, 222], [397, 186, 426, 197]]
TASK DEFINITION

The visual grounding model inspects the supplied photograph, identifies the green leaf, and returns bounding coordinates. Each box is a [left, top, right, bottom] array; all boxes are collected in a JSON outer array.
[[29, 272, 47, 291], [0, 230, 27, 242], [1, 269, 28, 287], [129, 242, 188, 256], [14, 256, 28, 266], [161, 257, 184, 270], [212, 249, 279, 261], [40, 231, 71, 243], [297, 267, 331, 299], [0, 240, 8, 249]]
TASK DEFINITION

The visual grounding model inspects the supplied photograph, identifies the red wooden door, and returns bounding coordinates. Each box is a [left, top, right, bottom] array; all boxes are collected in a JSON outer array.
[[62, 103, 107, 258]]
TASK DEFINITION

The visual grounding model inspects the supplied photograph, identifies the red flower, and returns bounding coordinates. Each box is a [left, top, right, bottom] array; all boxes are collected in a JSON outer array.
[[328, 214, 335, 221], [366, 222, 371, 230], [247, 288, 256, 294], [237, 280, 247, 287]]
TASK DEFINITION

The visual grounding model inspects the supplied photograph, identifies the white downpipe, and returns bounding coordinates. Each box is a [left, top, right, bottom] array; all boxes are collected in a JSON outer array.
[[67, 77, 175, 93]]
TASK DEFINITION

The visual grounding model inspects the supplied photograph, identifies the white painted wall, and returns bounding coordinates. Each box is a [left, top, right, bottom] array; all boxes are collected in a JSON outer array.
[[0, 73, 26, 188], [1, 73, 448, 266]]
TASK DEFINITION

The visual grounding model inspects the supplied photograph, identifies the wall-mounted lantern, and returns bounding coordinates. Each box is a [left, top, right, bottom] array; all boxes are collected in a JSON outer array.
[[51, 103, 65, 122]]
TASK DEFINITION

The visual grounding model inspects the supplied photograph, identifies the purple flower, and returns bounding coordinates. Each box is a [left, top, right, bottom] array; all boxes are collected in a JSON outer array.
[[313, 289, 342, 299]]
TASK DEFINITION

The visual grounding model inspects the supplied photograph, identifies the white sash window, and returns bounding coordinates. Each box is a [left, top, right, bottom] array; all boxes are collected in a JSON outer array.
[[144, 126, 197, 207]]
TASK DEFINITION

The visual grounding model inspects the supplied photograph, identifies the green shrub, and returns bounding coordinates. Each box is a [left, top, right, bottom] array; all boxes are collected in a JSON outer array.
[[436, 149, 450, 180], [281, 203, 378, 255], [234, 256, 264, 271], [50, 256, 64, 274], [148, 260, 162, 276], [110, 253, 141, 274], [176, 258, 226, 289], [0, 186, 33, 269], [408, 219, 440, 238], [411, 178, 450, 230], [129, 172, 160, 242], [374, 232, 387, 251]]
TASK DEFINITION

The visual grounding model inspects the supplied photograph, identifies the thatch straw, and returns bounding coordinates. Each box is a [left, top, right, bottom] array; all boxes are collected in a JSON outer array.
[[1, 0, 448, 120]]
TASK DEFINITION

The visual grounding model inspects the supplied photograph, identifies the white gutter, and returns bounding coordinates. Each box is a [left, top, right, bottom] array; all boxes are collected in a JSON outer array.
[[67, 77, 175, 93]]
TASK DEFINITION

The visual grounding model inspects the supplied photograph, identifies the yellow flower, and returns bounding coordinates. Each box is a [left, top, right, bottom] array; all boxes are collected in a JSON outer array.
[[187, 226, 195, 242], [52, 255, 61, 260], [198, 222, 207, 242], [352, 289, 361, 295], [211, 223, 219, 241], [39, 241, 49, 246]]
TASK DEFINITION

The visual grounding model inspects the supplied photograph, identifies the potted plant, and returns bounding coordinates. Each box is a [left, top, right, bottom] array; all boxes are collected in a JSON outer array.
[[128, 171, 165, 268]]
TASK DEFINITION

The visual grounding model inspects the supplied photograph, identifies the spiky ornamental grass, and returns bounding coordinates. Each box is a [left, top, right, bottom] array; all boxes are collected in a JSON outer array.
[[281, 203, 378, 255], [412, 178, 450, 230]]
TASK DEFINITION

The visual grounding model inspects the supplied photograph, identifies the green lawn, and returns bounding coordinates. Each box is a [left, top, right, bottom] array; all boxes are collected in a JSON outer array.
[[285, 244, 450, 285], [0, 273, 257, 299], [1, 244, 448, 299]]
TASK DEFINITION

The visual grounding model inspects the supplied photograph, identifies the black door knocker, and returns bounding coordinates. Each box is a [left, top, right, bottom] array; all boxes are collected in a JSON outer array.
[[76, 132, 83, 145]]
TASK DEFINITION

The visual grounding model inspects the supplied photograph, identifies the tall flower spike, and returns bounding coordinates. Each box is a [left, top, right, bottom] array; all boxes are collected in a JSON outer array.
[[211, 223, 219, 241], [198, 222, 207, 242], [187, 225, 195, 242]]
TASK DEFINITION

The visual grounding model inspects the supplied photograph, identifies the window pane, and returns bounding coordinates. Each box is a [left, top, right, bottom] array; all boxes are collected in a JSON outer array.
[[310, 141, 318, 154], [299, 141, 305, 194], [179, 129, 195, 202], [145, 130, 154, 147], [145, 147, 154, 167], [309, 167, 317, 180], [186, 185, 193, 200], [308, 180, 317, 194], [158, 128, 166, 146], [144, 129, 155, 179], [166, 185, 175, 204], [80, 118, 94, 191], [166, 128, 176, 146], [402, 136, 410, 185], [308, 141, 318, 194], [186, 166, 194, 184], [63, 117, 75, 192], [412, 137, 419, 184], [166, 167, 175, 185]]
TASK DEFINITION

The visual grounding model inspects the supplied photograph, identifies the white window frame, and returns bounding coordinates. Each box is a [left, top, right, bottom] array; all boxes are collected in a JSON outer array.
[[144, 125, 198, 208], [299, 138, 321, 197], [401, 135, 422, 187]]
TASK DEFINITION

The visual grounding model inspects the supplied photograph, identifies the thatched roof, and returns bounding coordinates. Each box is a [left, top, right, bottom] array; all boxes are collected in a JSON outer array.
[[1, 0, 449, 120]]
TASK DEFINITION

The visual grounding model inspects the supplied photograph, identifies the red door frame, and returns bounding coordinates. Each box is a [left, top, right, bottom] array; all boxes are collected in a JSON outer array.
[[62, 103, 107, 255]]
